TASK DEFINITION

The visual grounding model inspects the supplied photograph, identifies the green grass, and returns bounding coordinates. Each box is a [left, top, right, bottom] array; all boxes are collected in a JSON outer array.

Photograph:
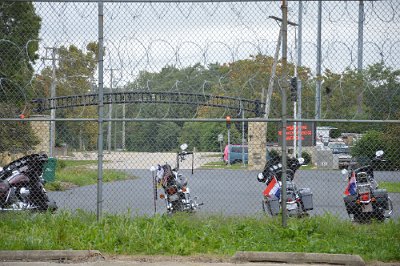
[[0, 211, 399, 262], [59, 160, 99, 168], [201, 161, 316, 170], [45, 159, 136, 191], [380, 182, 400, 193], [201, 161, 247, 170]]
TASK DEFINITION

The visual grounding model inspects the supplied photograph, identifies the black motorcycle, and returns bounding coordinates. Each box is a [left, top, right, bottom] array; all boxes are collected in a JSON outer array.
[[257, 156, 313, 217], [0, 153, 57, 212], [342, 150, 393, 223], [150, 144, 202, 214]]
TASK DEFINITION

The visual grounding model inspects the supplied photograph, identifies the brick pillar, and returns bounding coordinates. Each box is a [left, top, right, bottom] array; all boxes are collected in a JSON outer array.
[[30, 115, 50, 154], [248, 120, 267, 170]]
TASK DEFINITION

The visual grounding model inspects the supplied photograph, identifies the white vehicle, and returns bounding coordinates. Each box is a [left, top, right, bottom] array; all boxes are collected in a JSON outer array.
[[328, 141, 352, 168]]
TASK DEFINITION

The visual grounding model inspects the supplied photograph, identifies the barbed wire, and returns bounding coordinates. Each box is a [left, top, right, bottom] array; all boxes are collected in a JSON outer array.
[[0, 1, 399, 119]]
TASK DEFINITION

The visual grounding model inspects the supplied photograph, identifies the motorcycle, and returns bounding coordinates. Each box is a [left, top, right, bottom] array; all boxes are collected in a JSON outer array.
[[342, 150, 393, 223], [257, 156, 313, 217], [150, 143, 202, 214], [0, 153, 57, 212]]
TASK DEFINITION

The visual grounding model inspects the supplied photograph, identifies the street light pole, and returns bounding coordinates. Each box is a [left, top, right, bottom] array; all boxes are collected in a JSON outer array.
[[105, 68, 119, 152]]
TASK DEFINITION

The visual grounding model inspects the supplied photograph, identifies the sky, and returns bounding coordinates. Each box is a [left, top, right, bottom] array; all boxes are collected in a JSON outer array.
[[33, 1, 400, 88]]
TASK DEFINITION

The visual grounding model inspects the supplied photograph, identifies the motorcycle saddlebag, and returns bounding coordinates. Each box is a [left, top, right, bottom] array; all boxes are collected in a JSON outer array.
[[343, 194, 358, 214], [299, 188, 313, 211], [266, 197, 280, 216], [374, 189, 389, 210]]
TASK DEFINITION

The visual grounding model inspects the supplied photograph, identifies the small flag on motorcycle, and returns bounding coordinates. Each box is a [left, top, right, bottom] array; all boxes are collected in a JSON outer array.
[[263, 176, 281, 199], [344, 171, 357, 196]]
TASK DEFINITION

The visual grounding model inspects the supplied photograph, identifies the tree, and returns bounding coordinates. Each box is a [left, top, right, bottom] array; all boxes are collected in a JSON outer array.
[[124, 121, 180, 152], [34, 43, 99, 150], [0, 2, 41, 153], [0, 2, 41, 104]]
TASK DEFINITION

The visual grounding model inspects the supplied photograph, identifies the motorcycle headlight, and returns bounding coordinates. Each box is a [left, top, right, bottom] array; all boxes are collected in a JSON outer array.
[[257, 173, 264, 182]]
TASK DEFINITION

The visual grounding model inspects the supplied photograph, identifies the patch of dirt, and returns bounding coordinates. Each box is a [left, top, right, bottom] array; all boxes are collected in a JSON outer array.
[[103, 254, 232, 263], [59, 181, 79, 190]]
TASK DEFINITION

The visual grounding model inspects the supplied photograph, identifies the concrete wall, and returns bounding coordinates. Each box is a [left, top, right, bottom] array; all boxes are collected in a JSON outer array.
[[30, 115, 50, 154]]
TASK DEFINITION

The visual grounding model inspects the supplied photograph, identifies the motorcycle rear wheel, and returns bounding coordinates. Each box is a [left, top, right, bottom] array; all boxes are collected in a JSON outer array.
[[353, 212, 373, 223]]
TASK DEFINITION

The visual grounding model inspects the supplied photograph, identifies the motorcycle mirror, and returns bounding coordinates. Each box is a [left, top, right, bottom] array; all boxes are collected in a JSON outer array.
[[298, 158, 305, 165], [150, 166, 157, 172], [257, 173, 264, 181], [341, 169, 348, 175], [376, 150, 384, 157], [180, 143, 188, 151]]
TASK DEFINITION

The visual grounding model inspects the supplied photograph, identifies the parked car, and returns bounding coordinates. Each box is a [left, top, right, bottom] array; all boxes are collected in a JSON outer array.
[[328, 141, 352, 169], [223, 145, 273, 165], [224, 145, 248, 164]]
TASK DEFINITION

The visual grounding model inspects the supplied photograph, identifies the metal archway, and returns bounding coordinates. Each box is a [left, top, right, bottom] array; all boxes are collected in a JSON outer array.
[[32, 91, 265, 117]]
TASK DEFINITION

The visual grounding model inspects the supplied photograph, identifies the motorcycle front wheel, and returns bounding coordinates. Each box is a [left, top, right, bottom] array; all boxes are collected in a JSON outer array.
[[171, 201, 184, 213], [262, 200, 276, 216]]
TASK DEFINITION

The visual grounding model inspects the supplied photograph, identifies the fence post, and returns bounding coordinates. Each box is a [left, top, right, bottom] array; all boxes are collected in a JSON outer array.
[[97, 1, 104, 221], [281, 0, 288, 227], [315, 0, 322, 119]]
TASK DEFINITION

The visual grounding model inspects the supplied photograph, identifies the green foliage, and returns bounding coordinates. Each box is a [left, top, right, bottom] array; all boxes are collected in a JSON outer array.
[[0, 2, 41, 153], [0, 120, 39, 153], [379, 182, 400, 193], [351, 130, 385, 159], [45, 160, 135, 191], [350, 129, 400, 170], [268, 149, 280, 160], [179, 122, 241, 152], [0, 211, 399, 262], [0, 2, 41, 96], [126, 121, 181, 152], [351, 131, 387, 166], [34, 43, 99, 151], [301, 151, 312, 165]]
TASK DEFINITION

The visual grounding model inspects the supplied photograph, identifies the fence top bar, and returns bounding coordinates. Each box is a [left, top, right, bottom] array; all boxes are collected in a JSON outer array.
[[2, 117, 399, 123], [9, 0, 269, 2]]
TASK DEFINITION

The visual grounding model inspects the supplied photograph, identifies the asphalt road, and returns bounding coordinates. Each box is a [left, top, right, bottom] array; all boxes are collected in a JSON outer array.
[[48, 167, 399, 219]]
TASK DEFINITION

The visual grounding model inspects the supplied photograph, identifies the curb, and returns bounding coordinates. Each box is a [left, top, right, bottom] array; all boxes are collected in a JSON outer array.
[[232, 251, 365, 266], [0, 250, 103, 262]]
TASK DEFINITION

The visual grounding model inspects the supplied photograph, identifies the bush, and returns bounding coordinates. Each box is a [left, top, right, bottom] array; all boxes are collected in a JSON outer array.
[[56, 160, 66, 170], [268, 149, 280, 160], [301, 151, 312, 165]]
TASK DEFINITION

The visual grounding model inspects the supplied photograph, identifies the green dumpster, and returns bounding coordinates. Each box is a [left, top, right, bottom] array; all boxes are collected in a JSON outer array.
[[42, 157, 57, 183]]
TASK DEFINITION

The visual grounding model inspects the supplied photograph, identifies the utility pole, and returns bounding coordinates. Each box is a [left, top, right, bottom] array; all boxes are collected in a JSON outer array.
[[297, 0, 303, 159], [105, 68, 119, 152], [267, 16, 298, 161], [264, 16, 298, 120], [43, 47, 58, 157]]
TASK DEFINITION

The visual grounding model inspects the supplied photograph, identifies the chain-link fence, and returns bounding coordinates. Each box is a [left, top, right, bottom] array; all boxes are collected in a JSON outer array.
[[0, 1, 399, 222]]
